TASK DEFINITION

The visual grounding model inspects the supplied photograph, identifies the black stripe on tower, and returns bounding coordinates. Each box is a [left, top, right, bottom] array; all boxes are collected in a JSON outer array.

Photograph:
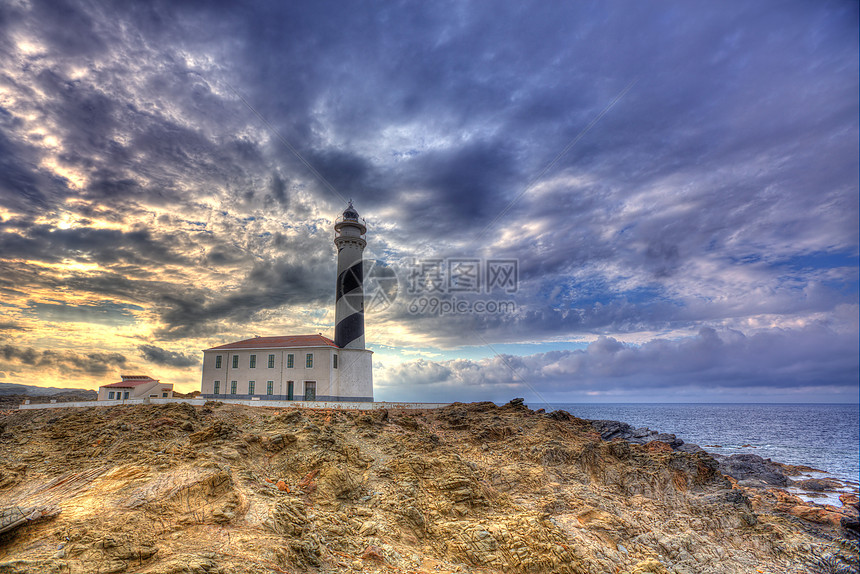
[[336, 261, 363, 301], [335, 311, 364, 348], [335, 260, 364, 348]]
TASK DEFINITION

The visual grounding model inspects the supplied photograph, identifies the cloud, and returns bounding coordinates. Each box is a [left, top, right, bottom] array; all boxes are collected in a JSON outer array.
[[0, 344, 127, 376], [376, 324, 860, 401], [25, 300, 142, 325], [138, 344, 198, 368], [0, 0, 855, 398], [153, 250, 335, 340], [0, 220, 197, 268]]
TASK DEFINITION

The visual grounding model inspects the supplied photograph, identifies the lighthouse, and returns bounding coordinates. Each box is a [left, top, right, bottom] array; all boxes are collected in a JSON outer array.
[[198, 201, 374, 402], [334, 201, 367, 349]]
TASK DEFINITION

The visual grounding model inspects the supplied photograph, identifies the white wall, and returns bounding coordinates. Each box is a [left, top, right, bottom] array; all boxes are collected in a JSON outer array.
[[98, 380, 172, 401], [335, 348, 373, 401], [201, 346, 357, 400]]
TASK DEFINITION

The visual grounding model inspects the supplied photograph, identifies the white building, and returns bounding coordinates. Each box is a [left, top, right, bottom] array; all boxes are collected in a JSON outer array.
[[98, 375, 174, 401], [199, 334, 373, 401], [199, 202, 374, 403]]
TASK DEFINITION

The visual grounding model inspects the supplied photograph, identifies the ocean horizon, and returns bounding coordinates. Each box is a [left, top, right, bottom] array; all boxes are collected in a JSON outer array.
[[536, 402, 859, 484]]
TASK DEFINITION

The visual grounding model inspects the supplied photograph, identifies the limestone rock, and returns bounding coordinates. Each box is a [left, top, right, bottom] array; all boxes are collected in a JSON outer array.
[[0, 401, 847, 574], [189, 421, 238, 444], [140, 554, 221, 573], [631, 558, 669, 573], [316, 464, 360, 501], [361, 545, 386, 562], [265, 497, 308, 536]]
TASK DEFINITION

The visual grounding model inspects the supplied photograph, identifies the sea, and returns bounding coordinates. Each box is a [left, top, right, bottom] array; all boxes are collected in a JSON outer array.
[[546, 403, 860, 486]]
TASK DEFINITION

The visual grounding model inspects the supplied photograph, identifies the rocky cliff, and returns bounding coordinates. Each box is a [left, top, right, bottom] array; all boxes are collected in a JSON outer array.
[[0, 400, 855, 574]]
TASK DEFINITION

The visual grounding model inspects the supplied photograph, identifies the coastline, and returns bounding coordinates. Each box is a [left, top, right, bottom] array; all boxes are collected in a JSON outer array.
[[581, 411, 860, 537], [552, 402, 860, 484], [0, 399, 858, 573]]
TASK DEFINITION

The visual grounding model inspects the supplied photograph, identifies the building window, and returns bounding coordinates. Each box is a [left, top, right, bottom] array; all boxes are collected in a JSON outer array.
[[287, 354, 294, 368], [287, 381, 294, 401], [230, 380, 237, 394], [215, 355, 222, 369], [268, 354, 275, 368], [108, 391, 115, 399], [162, 392, 168, 398], [266, 381, 273, 395], [123, 391, 129, 399], [248, 381, 255, 395], [232, 355, 239, 369], [306, 353, 313, 368], [250, 354, 257, 368], [117, 394, 122, 400], [333, 354, 338, 369], [214, 381, 220, 394]]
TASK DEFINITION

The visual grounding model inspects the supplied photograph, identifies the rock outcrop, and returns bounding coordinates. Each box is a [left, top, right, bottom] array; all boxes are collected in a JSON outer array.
[[589, 417, 860, 545], [0, 402, 853, 573], [710, 453, 790, 487], [590, 419, 685, 450]]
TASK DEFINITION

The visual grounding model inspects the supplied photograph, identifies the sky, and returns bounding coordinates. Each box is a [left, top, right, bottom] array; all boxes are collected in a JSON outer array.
[[0, 0, 857, 404]]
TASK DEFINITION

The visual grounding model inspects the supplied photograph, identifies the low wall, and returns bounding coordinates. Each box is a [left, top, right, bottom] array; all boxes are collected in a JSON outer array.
[[17, 398, 450, 411]]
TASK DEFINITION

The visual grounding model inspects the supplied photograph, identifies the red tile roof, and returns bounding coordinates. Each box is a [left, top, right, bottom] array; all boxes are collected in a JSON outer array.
[[102, 379, 157, 388], [205, 334, 338, 351], [101, 374, 159, 388]]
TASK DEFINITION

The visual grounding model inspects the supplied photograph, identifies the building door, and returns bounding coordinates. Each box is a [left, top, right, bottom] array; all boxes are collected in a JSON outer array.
[[304, 381, 316, 401], [287, 381, 294, 401]]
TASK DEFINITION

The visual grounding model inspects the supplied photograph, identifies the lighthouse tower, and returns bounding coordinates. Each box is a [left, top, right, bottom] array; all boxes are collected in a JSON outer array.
[[198, 200, 374, 402], [334, 201, 367, 349]]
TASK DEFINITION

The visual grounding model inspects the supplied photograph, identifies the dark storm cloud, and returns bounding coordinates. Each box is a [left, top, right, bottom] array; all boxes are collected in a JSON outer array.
[[0, 222, 197, 268], [155, 247, 335, 340], [374, 243, 857, 348], [33, 68, 119, 147], [5, 0, 857, 226], [1, 252, 332, 341], [1, 0, 285, 222], [268, 173, 289, 208], [20, 0, 106, 56], [0, 223, 335, 341], [25, 300, 142, 325], [412, 140, 523, 222], [138, 344, 198, 368], [0, 343, 127, 376], [0, 125, 59, 214]]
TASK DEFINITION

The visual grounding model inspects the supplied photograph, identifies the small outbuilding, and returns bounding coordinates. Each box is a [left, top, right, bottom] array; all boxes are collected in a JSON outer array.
[[98, 375, 174, 401]]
